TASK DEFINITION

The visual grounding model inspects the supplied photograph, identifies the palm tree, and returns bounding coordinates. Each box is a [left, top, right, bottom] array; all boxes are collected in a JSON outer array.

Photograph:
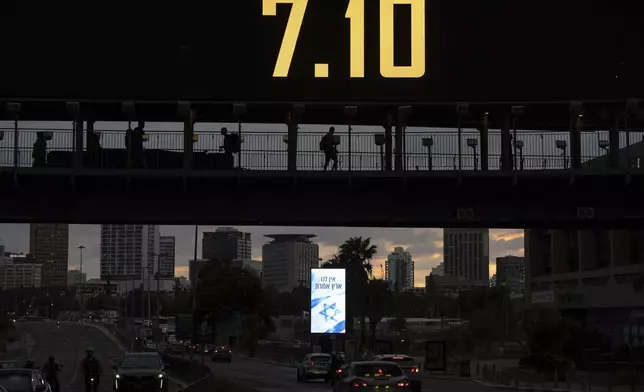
[[334, 237, 378, 347]]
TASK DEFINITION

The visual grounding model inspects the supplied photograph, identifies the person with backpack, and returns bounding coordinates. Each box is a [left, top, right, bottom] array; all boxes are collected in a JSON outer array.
[[220, 127, 241, 168], [42, 356, 62, 392], [320, 127, 338, 171], [81, 348, 102, 392]]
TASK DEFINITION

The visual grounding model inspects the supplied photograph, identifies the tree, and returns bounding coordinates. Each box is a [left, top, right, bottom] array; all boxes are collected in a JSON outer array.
[[364, 279, 390, 347], [194, 260, 275, 348], [324, 237, 377, 346]]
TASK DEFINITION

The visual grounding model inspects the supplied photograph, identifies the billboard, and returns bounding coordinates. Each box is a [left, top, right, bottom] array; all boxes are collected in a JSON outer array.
[[310, 268, 346, 334], [1, 0, 639, 103]]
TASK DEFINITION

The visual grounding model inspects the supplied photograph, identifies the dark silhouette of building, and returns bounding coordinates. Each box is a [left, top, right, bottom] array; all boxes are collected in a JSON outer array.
[[202, 228, 251, 261], [29, 224, 69, 287]]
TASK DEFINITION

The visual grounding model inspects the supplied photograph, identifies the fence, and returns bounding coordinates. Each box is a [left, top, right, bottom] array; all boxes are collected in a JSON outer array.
[[1, 124, 644, 172]]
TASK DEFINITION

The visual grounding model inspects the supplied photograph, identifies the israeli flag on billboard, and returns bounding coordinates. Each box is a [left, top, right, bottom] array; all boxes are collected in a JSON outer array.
[[310, 268, 346, 334]]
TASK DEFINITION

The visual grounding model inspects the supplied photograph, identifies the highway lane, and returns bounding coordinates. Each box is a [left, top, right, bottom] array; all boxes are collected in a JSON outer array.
[[190, 354, 498, 392], [14, 322, 181, 392]]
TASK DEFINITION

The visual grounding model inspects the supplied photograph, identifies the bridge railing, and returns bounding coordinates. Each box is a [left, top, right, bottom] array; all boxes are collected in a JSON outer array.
[[0, 123, 643, 172]]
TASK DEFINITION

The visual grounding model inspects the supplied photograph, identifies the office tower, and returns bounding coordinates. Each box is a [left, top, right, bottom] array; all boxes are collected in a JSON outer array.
[[0, 253, 43, 289], [443, 228, 490, 285], [202, 227, 251, 261], [495, 255, 526, 285], [159, 236, 176, 278], [261, 234, 319, 292], [29, 223, 69, 287], [100, 225, 159, 281], [525, 229, 644, 347], [385, 247, 415, 291], [67, 269, 87, 286], [189, 259, 209, 286]]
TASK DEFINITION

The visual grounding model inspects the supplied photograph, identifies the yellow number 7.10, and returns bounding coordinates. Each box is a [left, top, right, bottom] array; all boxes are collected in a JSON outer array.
[[262, 0, 309, 78]]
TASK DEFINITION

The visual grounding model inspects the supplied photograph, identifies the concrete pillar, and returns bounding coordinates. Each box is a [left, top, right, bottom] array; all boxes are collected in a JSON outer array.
[[479, 113, 489, 171], [610, 230, 631, 267], [384, 112, 393, 172], [551, 230, 571, 274], [578, 230, 597, 271], [608, 118, 620, 169], [525, 229, 547, 276], [500, 113, 513, 171]]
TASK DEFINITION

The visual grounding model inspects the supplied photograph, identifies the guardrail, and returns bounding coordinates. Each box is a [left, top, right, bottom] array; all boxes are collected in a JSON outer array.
[[1, 125, 643, 172]]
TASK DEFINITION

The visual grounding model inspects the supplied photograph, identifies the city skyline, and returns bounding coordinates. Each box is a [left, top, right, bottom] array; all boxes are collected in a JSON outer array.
[[0, 224, 524, 286]]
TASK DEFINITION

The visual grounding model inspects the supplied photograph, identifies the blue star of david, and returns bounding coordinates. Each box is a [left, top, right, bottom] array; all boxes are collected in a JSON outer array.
[[320, 303, 341, 322]]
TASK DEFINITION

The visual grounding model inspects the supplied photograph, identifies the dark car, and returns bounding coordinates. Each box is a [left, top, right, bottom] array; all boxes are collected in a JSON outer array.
[[0, 369, 51, 392], [373, 354, 422, 392], [210, 346, 232, 362], [113, 352, 169, 392], [333, 361, 410, 392]]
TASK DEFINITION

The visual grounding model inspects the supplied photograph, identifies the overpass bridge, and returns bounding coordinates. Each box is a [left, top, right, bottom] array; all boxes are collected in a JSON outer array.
[[0, 100, 643, 227]]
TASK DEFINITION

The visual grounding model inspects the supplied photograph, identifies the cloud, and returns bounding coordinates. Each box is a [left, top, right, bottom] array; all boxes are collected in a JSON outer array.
[[0, 224, 523, 287]]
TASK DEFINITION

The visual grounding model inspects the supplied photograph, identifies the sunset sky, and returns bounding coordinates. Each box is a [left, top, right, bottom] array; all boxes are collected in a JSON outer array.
[[0, 225, 524, 287]]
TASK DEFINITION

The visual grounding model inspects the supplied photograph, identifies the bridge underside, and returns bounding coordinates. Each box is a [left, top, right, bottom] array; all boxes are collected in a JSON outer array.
[[0, 170, 643, 228]]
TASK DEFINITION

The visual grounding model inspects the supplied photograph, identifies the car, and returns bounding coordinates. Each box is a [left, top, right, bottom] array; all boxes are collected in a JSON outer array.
[[373, 354, 422, 392], [296, 353, 331, 382], [202, 345, 213, 355], [0, 369, 51, 392], [332, 361, 411, 392], [0, 362, 21, 370], [113, 352, 169, 392], [210, 346, 232, 362]]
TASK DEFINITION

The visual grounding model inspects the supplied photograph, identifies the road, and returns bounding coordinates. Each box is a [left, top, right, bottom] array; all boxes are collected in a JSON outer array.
[[188, 354, 498, 392], [15, 321, 182, 392]]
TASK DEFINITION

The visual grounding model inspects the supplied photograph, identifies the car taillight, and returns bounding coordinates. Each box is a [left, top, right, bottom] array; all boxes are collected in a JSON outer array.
[[307, 362, 315, 366], [352, 382, 367, 387], [411, 367, 419, 373], [397, 382, 410, 387], [336, 369, 343, 374]]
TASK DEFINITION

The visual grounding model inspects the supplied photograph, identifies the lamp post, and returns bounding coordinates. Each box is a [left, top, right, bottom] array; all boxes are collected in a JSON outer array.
[[78, 245, 86, 319]]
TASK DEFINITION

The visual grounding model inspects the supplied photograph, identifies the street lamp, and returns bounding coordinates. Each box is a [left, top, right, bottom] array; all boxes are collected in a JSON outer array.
[[513, 140, 525, 171], [422, 137, 434, 171], [78, 245, 86, 319], [556, 140, 568, 169], [374, 134, 386, 171], [466, 138, 478, 170]]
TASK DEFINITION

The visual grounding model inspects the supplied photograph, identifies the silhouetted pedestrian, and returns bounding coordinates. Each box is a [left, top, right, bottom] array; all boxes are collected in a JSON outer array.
[[32, 132, 47, 167], [125, 121, 146, 168], [320, 127, 338, 171]]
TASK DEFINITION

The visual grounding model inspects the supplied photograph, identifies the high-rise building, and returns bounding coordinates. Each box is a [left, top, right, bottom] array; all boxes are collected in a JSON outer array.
[[0, 253, 43, 289], [67, 269, 87, 286], [385, 247, 415, 291], [202, 227, 251, 261], [0, 237, 5, 258], [29, 223, 69, 287], [100, 225, 160, 281], [159, 236, 176, 278], [526, 229, 644, 347], [443, 228, 490, 286], [261, 234, 319, 292], [496, 255, 526, 285], [189, 259, 209, 286], [430, 262, 445, 276]]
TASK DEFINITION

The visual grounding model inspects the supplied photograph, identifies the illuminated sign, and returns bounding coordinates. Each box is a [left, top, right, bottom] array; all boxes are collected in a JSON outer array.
[[310, 268, 346, 334], [1, 0, 636, 103], [262, 0, 425, 79]]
